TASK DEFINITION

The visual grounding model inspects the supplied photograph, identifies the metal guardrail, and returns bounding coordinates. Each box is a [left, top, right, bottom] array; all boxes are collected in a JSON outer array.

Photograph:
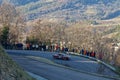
[[66, 52, 117, 74]]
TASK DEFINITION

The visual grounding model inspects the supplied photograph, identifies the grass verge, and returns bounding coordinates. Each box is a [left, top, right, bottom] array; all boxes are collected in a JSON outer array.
[[0, 46, 35, 80]]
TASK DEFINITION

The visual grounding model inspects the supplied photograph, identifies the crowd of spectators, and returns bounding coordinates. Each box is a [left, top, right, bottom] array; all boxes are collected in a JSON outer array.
[[3, 42, 103, 60]]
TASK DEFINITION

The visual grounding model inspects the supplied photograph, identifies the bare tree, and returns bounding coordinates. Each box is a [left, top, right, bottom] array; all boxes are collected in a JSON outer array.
[[64, 22, 93, 51], [0, 2, 25, 45]]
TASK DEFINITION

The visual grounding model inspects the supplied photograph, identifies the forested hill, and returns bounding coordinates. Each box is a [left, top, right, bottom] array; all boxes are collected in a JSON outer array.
[[0, 0, 120, 21]]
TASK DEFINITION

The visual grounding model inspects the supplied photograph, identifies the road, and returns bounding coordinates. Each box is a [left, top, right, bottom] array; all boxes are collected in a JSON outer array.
[[9, 54, 114, 80], [6, 50, 119, 79]]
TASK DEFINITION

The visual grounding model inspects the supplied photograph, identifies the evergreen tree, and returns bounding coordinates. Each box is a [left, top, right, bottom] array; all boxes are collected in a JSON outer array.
[[0, 26, 9, 48]]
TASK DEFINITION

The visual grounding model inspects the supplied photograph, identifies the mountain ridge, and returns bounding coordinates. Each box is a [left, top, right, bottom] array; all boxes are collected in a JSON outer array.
[[0, 0, 120, 22]]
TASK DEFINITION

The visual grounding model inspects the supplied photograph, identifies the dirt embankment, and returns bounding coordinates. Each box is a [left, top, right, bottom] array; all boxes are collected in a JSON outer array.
[[0, 46, 35, 80]]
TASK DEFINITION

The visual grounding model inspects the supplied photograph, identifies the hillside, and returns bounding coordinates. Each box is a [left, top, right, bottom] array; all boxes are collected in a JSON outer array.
[[87, 16, 120, 41], [0, 46, 35, 80], [0, 0, 120, 22]]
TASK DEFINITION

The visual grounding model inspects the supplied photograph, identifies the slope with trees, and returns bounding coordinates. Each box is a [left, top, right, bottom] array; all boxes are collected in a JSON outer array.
[[0, 0, 120, 21], [0, 2, 26, 48]]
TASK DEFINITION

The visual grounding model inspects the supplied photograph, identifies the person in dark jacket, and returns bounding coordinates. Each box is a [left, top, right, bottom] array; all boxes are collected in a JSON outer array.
[[80, 49, 84, 54]]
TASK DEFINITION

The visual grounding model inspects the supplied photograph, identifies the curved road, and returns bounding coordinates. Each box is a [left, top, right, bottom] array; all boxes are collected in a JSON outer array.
[[6, 50, 119, 80], [10, 55, 113, 80]]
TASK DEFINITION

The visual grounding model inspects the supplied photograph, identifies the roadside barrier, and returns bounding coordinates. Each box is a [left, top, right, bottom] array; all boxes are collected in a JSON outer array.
[[66, 52, 118, 75]]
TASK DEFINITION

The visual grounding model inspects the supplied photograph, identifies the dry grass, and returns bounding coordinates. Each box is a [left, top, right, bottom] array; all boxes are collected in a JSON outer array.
[[115, 49, 120, 66], [0, 46, 35, 80]]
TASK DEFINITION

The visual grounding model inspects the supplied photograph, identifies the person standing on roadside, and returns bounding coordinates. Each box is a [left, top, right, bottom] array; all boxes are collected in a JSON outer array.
[[80, 49, 84, 54]]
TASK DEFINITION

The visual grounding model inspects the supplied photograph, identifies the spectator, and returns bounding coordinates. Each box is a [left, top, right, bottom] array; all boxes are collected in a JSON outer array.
[[86, 50, 90, 56], [72, 48, 75, 52], [35, 44, 39, 50], [90, 51, 96, 57], [80, 49, 84, 54], [99, 53, 103, 60], [65, 47, 68, 52], [26, 43, 30, 50], [84, 49, 87, 55], [32, 44, 35, 50]]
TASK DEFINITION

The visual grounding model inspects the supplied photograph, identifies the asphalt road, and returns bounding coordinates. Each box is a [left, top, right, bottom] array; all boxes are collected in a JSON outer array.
[[9, 54, 114, 80], [6, 50, 119, 78]]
